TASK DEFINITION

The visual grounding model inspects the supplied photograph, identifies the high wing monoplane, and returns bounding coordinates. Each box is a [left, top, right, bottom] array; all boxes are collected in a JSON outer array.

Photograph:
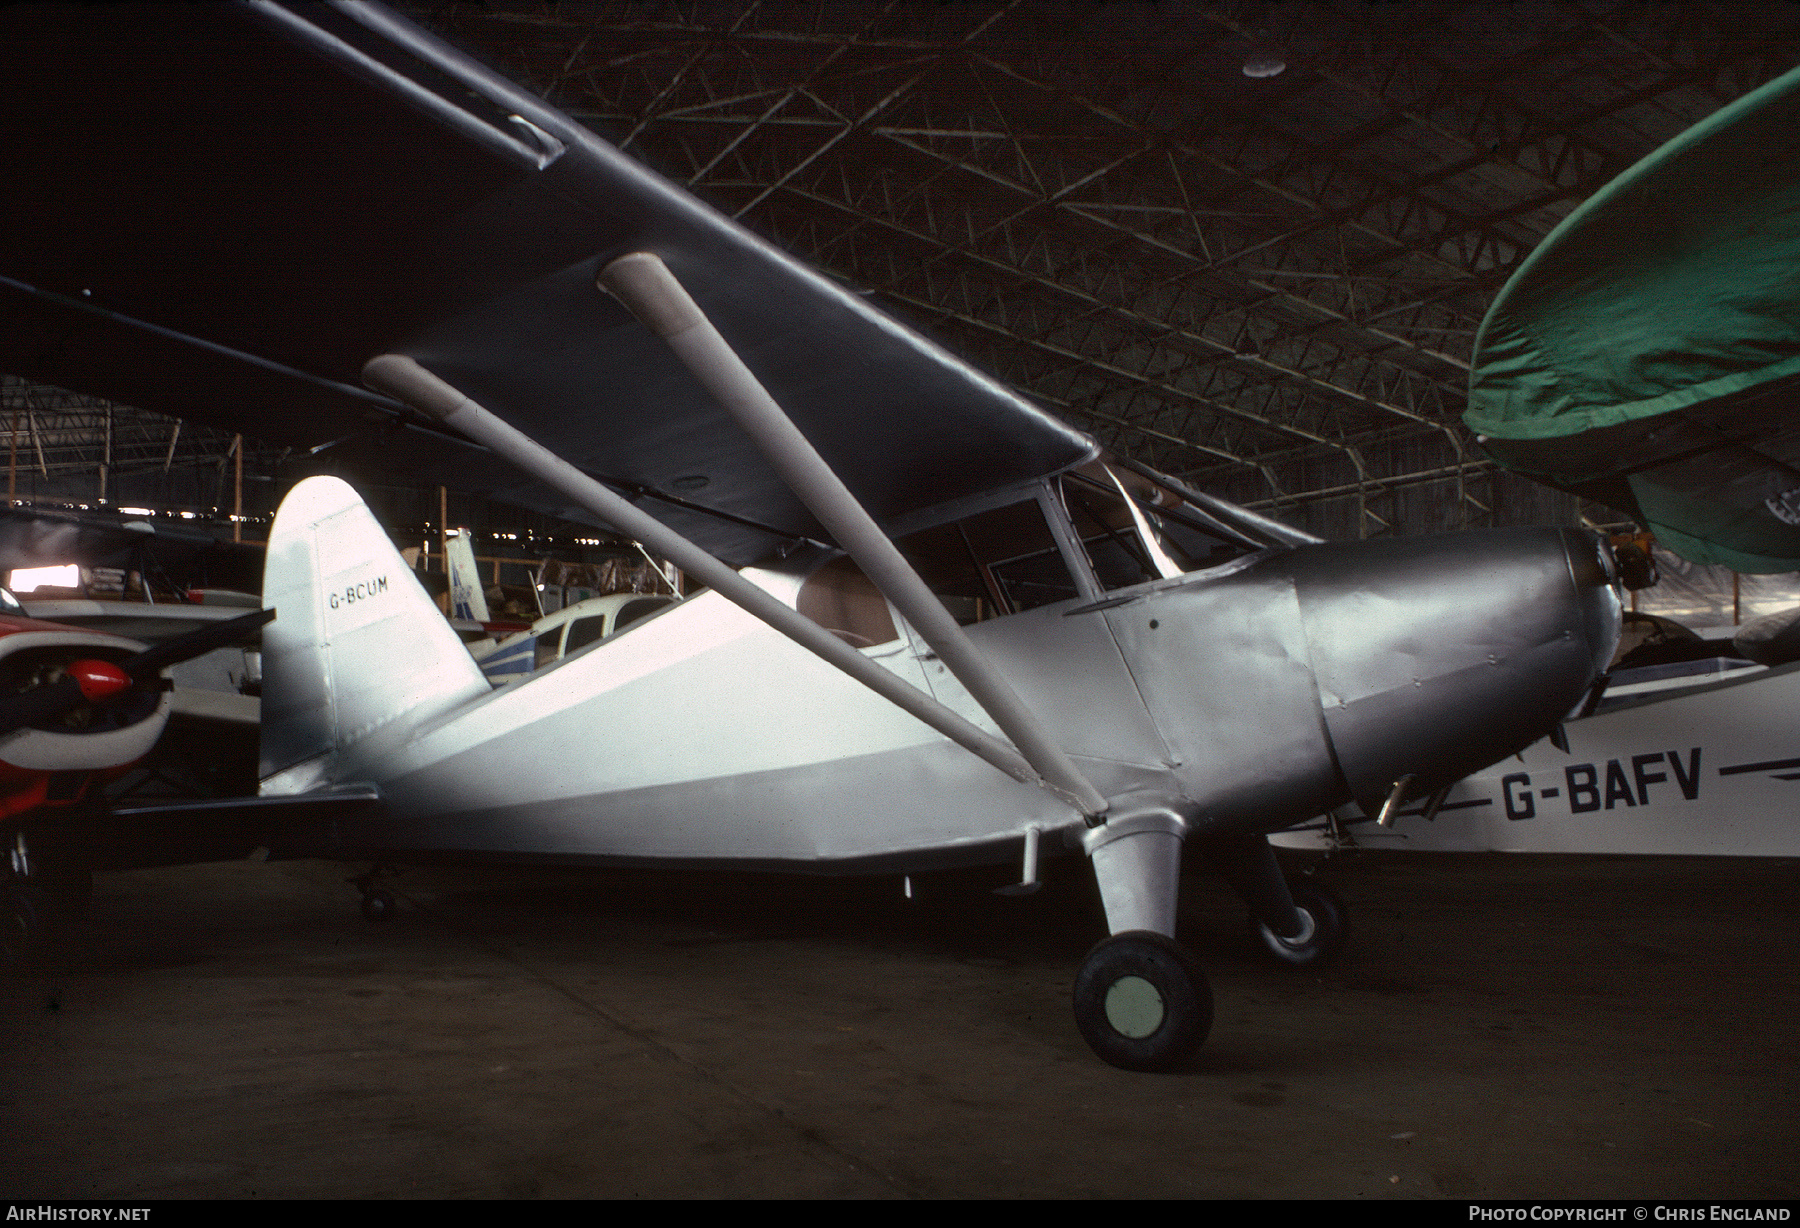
[[0, 2, 1621, 1069]]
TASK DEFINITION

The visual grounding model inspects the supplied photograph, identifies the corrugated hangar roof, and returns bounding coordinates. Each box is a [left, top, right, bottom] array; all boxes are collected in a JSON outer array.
[[10, 0, 1800, 544]]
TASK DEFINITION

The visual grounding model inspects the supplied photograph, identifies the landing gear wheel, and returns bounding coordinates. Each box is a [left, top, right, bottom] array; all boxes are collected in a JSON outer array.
[[1072, 930, 1212, 1072], [360, 889, 396, 923], [349, 863, 401, 922], [1252, 881, 1347, 968]]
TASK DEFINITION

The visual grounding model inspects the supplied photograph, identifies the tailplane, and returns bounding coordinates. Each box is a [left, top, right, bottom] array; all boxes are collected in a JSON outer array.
[[260, 476, 490, 789]]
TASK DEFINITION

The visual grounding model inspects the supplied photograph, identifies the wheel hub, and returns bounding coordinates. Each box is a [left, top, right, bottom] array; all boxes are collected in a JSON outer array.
[[1103, 974, 1165, 1038]]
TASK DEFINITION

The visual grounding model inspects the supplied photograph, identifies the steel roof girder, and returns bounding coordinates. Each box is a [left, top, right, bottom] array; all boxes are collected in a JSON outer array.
[[776, 181, 1456, 432]]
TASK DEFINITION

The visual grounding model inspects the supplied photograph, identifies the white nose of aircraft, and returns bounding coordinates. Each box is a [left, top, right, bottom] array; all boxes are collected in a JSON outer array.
[[1291, 526, 1622, 815]]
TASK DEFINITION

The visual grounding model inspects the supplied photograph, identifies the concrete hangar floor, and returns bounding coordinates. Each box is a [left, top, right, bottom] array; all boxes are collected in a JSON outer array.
[[1, 850, 1794, 1200]]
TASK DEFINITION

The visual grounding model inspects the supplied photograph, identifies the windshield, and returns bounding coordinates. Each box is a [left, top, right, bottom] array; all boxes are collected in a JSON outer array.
[[1058, 464, 1251, 590]]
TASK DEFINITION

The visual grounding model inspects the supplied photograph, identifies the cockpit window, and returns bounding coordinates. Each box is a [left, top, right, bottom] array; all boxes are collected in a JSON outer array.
[[1059, 464, 1250, 591], [1061, 475, 1161, 590], [0, 587, 22, 615], [616, 598, 668, 631], [897, 498, 1079, 623]]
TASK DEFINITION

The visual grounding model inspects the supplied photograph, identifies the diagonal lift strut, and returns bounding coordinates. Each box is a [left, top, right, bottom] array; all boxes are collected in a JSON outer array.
[[361, 351, 1101, 819], [595, 251, 1109, 820]]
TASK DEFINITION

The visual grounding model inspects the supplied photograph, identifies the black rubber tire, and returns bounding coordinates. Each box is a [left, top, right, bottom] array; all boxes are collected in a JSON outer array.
[[1252, 880, 1347, 968], [1072, 930, 1213, 1072], [361, 889, 397, 923]]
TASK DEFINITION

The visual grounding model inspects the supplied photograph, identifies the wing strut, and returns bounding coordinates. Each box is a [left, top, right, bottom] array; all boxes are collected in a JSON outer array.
[[362, 354, 1067, 807], [596, 252, 1109, 822]]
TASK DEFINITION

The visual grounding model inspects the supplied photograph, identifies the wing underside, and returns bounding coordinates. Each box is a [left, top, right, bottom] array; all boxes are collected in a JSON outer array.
[[0, 1, 1093, 565]]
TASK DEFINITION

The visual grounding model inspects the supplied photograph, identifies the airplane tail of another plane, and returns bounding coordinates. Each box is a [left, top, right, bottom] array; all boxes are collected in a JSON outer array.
[[259, 476, 491, 789], [446, 527, 491, 623]]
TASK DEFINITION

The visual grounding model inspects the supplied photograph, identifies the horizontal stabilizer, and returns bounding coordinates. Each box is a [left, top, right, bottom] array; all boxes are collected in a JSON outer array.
[[64, 784, 384, 870], [110, 783, 382, 823]]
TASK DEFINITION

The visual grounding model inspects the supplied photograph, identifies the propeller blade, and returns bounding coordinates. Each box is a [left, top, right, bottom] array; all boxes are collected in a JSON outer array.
[[122, 607, 275, 683], [0, 610, 273, 740]]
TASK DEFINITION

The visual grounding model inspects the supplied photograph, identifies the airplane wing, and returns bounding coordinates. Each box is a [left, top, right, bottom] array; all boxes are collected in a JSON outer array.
[[0, 2, 1093, 567], [0, 505, 263, 594], [1465, 63, 1800, 573]]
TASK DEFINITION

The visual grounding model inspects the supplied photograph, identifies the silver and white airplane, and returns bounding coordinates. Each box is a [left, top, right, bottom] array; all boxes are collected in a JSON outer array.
[[0, 2, 1621, 1069]]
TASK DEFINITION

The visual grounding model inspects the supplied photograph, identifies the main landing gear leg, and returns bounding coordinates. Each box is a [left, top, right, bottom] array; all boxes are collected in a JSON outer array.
[[1072, 801, 1212, 1072], [1210, 832, 1347, 968]]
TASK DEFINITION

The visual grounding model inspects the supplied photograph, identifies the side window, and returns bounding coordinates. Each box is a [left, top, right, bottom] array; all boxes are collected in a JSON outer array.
[[1154, 516, 1251, 573], [797, 557, 898, 648], [533, 630, 560, 670], [615, 598, 668, 632], [564, 616, 609, 654], [897, 498, 1079, 622]]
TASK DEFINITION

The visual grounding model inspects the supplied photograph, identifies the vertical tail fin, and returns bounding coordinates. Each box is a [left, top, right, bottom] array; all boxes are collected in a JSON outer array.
[[260, 476, 490, 789], [446, 528, 491, 623]]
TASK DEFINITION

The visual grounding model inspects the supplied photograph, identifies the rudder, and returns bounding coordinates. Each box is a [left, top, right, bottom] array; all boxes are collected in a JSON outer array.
[[260, 476, 490, 790], [446, 527, 491, 623]]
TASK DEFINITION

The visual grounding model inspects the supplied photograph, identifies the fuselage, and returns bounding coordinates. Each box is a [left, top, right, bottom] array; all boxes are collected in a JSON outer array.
[[282, 488, 1620, 870]]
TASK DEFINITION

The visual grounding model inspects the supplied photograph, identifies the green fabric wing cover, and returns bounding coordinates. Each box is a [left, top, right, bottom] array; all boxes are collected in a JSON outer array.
[[1465, 65, 1800, 571]]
